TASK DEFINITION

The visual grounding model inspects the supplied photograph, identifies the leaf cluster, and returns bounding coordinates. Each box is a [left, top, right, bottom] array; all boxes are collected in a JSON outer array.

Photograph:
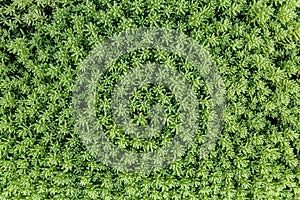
[[0, 0, 299, 199]]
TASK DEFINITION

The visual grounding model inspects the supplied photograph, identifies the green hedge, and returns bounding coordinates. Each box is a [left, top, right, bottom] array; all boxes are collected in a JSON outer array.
[[0, 0, 299, 199]]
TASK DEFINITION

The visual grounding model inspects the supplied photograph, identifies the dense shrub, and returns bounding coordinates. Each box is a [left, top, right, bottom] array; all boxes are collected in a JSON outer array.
[[0, 0, 299, 199]]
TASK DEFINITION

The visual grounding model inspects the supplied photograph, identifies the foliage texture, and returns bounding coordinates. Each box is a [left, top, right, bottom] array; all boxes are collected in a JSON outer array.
[[0, 0, 299, 199]]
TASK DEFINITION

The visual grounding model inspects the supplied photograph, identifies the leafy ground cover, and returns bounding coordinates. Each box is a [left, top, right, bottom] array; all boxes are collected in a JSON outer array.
[[0, 0, 299, 199]]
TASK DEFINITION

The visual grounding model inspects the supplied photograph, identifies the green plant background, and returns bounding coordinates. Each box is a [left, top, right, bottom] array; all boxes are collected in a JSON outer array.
[[0, 0, 299, 199]]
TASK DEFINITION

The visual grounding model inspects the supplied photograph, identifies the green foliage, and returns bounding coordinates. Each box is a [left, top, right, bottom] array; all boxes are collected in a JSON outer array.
[[0, 0, 299, 199]]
